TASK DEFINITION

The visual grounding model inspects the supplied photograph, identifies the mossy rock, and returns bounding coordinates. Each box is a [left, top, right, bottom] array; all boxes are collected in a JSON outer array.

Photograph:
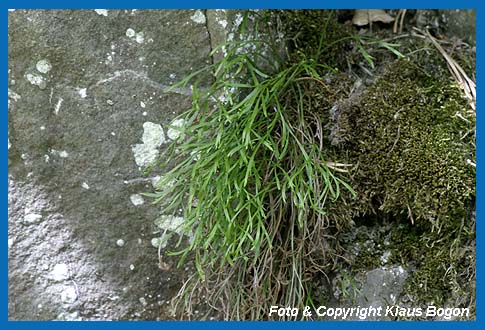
[[327, 56, 476, 317], [341, 58, 475, 225]]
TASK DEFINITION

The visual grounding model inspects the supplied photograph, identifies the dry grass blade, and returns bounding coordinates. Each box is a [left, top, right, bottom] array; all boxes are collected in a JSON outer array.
[[413, 27, 476, 114]]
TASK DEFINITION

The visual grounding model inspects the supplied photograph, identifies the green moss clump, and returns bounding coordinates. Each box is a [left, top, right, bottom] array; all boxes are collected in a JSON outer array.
[[388, 216, 476, 318], [276, 10, 354, 69], [344, 59, 475, 225], [329, 57, 476, 317]]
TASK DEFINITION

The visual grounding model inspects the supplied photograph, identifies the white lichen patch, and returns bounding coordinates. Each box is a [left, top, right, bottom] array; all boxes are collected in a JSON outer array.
[[153, 215, 192, 248], [126, 28, 136, 38], [166, 118, 185, 140], [25, 73, 47, 89], [234, 13, 244, 28], [155, 215, 187, 234], [190, 10, 206, 24], [24, 213, 42, 224], [48, 263, 69, 282], [78, 88, 87, 98], [50, 149, 69, 158], [60, 286, 78, 304], [57, 311, 81, 321], [142, 122, 165, 146], [135, 32, 145, 44], [131, 122, 166, 167], [8, 89, 21, 111], [150, 175, 162, 188], [151, 237, 162, 248], [131, 144, 158, 167], [81, 182, 90, 190], [8, 88, 21, 102], [130, 194, 144, 206], [218, 19, 228, 29], [36, 59, 52, 74], [151, 174, 176, 191], [139, 297, 148, 306], [125, 28, 144, 44], [94, 9, 108, 16]]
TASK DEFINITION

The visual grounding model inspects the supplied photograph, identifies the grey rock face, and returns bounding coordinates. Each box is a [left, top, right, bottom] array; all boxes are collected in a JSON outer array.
[[8, 9, 216, 320], [415, 9, 476, 45]]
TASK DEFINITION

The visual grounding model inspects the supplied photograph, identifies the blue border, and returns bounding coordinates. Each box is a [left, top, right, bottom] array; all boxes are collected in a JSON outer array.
[[0, 0, 479, 9], [4, 1, 480, 329]]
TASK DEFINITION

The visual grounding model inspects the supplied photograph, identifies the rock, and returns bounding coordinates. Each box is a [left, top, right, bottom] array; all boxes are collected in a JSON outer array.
[[331, 266, 408, 320], [360, 266, 408, 307], [8, 9, 218, 320], [415, 10, 475, 45]]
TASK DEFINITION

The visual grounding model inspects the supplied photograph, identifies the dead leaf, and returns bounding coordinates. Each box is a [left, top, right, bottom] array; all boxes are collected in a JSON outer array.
[[352, 9, 395, 26]]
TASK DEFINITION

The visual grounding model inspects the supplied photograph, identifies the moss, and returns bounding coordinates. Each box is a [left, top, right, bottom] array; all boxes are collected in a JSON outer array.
[[343, 58, 475, 225], [276, 10, 355, 69], [326, 53, 475, 317], [399, 217, 475, 317]]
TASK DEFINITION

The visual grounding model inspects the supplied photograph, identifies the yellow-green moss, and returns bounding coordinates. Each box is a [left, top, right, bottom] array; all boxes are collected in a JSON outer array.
[[345, 58, 475, 225], [329, 56, 476, 317]]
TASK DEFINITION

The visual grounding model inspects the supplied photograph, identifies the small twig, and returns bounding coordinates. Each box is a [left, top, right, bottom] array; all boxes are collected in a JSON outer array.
[[399, 9, 407, 34], [407, 204, 415, 225], [71, 280, 80, 301], [388, 125, 401, 156], [393, 11, 400, 34], [393, 9, 407, 34], [466, 159, 476, 168], [455, 112, 470, 123]]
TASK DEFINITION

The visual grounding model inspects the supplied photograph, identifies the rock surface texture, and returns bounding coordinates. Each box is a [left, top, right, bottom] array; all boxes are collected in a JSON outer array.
[[8, 9, 224, 320]]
